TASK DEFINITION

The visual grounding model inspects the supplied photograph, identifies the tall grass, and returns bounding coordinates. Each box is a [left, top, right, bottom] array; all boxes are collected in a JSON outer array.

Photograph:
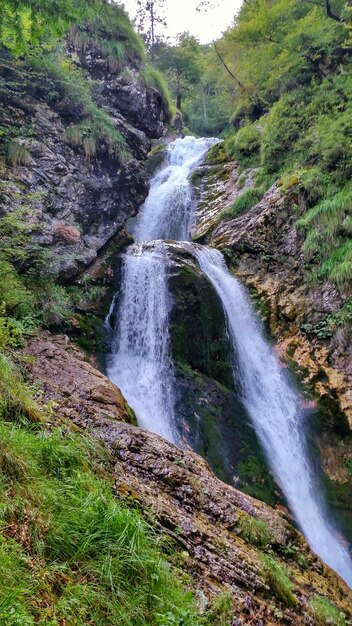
[[262, 556, 297, 607], [0, 397, 203, 625]]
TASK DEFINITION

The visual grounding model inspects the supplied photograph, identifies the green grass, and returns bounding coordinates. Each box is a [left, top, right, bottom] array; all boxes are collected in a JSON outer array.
[[5, 140, 31, 167], [224, 187, 263, 219], [140, 66, 177, 119], [262, 556, 297, 607], [0, 396, 204, 625], [308, 596, 346, 625], [237, 513, 271, 548], [69, 3, 145, 67]]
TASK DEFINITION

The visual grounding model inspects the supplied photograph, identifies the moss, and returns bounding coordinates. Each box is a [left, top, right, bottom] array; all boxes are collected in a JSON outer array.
[[75, 313, 106, 352], [170, 264, 233, 388], [123, 401, 138, 427], [238, 448, 278, 506]]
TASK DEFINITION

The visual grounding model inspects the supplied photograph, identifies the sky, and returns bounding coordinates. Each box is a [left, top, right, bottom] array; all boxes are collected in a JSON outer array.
[[121, 0, 243, 44]]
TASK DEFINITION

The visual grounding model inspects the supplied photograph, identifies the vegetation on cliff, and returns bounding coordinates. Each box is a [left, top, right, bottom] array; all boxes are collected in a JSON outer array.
[[201, 0, 352, 294]]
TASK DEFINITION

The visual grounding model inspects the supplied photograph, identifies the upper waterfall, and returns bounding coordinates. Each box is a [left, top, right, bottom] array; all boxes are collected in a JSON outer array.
[[132, 136, 217, 242]]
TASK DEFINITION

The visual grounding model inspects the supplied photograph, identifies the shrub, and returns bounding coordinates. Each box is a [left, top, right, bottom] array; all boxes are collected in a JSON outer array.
[[226, 123, 261, 167]]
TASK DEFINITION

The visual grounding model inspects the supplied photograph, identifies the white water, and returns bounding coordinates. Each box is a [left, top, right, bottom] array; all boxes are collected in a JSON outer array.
[[107, 135, 352, 587], [132, 136, 218, 242], [107, 137, 216, 442], [107, 242, 176, 441], [196, 245, 352, 587]]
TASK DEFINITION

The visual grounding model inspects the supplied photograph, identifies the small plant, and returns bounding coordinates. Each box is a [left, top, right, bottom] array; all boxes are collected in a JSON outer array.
[[225, 188, 263, 219], [308, 596, 346, 625], [202, 592, 233, 626], [262, 556, 297, 607], [237, 513, 272, 548]]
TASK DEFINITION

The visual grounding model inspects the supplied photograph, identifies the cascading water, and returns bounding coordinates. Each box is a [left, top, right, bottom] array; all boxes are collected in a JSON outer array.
[[107, 242, 176, 441], [132, 136, 218, 242], [107, 136, 216, 442], [107, 135, 352, 587], [196, 246, 352, 587]]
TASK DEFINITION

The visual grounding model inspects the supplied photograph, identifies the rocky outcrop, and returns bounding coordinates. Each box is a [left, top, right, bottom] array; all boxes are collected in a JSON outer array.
[[0, 45, 167, 281], [23, 332, 135, 427], [23, 331, 352, 624]]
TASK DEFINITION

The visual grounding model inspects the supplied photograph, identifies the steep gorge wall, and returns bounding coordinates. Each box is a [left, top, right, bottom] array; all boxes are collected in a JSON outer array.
[[0, 42, 168, 282]]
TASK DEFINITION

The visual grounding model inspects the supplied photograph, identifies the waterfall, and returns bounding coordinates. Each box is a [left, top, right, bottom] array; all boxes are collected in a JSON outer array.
[[107, 242, 176, 441], [132, 136, 218, 242], [196, 245, 352, 587], [107, 137, 216, 443], [107, 135, 352, 587]]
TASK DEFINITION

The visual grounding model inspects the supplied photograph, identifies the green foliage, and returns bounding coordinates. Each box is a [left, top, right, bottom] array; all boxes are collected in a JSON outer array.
[[0, 0, 115, 55], [197, 3, 352, 296], [225, 188, 263, 219], [140, 66, 176, 119], [308, 596, 346, 625], [0, 414, 203, 625], [154, 34, 233, 135], [237, 513, 271, 548], [262, 556, 297, 607], [69, 3, 145, 66], [226, 123, 261, 167], [0, 354, 41, 423]]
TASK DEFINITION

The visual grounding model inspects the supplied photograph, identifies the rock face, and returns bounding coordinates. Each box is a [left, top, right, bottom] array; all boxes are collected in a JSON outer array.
[[23, 332, 134, 427], [24, 331, 352, 624], [0, 46, 168, 280]]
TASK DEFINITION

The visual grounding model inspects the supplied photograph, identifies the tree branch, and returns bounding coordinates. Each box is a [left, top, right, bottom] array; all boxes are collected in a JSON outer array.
[[213, 41, 247, 92]]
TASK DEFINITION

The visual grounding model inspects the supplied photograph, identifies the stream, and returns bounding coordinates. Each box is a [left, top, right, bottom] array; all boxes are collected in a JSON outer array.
[[107, 136, 352, 587]]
